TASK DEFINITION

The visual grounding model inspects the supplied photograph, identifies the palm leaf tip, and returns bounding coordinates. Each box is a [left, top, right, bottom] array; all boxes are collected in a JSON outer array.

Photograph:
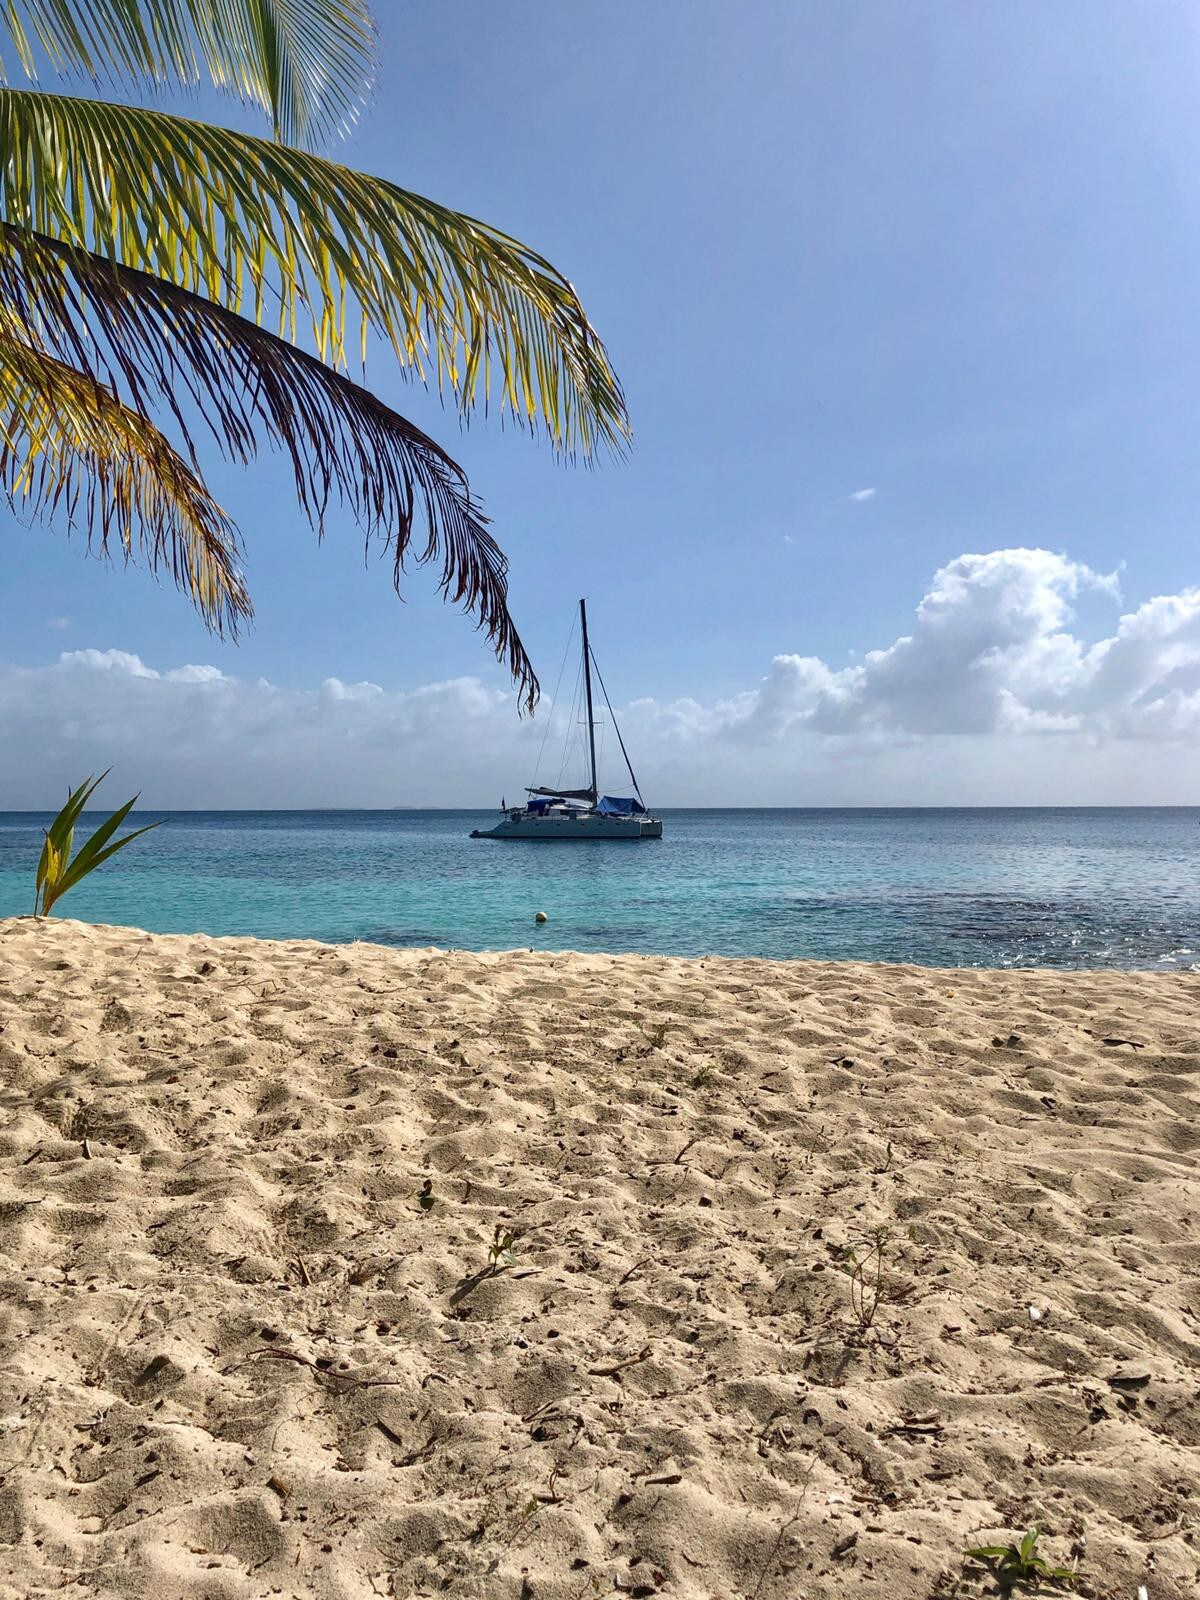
[[0, 227, 537, 706], [0, 1, 378, 147], [0, 323, 251, 636]]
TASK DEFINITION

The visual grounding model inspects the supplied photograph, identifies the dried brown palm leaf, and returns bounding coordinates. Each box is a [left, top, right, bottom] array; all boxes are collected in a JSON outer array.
[[0, 320, 250, 633], [0, 226, 538, 706]]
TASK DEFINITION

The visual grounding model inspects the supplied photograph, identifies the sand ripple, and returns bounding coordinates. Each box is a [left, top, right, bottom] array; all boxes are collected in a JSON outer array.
[[0, 918, 1197, 1598]]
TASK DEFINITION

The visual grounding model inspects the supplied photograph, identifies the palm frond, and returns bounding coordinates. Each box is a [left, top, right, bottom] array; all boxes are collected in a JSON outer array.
[[0, 226, 539, 707], [0, 319, 250, 633], [0, 1, 376, 145], [0, 88, 629, 458]]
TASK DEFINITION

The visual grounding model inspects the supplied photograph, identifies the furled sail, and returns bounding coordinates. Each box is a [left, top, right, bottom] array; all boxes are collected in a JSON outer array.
[[527, 786, 597, 802]]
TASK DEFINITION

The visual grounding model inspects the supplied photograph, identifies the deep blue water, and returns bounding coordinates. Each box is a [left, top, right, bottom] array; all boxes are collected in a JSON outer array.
[[1, 808, 1198, 969]]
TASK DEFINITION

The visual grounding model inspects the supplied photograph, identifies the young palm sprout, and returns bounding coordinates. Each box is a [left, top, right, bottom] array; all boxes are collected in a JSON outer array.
[[35, 773, 160, 917]]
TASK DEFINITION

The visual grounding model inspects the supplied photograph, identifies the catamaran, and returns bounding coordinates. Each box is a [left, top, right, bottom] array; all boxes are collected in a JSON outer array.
[[470, 600, 663, 841]]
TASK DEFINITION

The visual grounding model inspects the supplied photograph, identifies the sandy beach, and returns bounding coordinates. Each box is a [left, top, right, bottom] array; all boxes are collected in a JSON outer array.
[[0, 916, 1197, 1599]]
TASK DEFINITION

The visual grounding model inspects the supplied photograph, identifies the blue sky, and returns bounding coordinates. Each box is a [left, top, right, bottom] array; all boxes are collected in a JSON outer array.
[[6, 1, 1200, 803]]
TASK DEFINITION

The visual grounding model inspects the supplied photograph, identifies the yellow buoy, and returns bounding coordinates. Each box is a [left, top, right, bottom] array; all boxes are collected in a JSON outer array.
[[535, 911, 548, 923]]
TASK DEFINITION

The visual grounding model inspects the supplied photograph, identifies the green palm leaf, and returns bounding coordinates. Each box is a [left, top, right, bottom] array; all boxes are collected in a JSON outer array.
[[0, 88, 629, 458], [34, 771, 161, 915], [0, 321, 250, 634], [1, 225, 538, 705], [0, 0, 376, 145], [35, 770, 103, 913], [52, 795, 157, 896]]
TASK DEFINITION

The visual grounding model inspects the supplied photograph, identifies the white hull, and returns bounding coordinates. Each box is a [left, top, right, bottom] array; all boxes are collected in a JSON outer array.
[[472, 812, 662, 841]]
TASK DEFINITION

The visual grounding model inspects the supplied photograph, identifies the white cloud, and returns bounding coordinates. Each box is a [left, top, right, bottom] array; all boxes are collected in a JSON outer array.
[[4, 549, 1200, 807], [710, 548, 1197, 745], [47, 615, 71, 631], [848, 487, 877, 502]]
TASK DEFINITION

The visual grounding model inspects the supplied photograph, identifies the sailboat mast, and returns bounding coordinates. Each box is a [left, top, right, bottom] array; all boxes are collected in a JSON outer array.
[[579, 597, 599, 801]]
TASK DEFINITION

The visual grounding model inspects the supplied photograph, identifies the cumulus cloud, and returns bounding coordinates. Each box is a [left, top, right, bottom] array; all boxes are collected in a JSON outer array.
[[0, 651, 533, 808], [702, 549, 1200, 744], [3, 549, 1200, 807]]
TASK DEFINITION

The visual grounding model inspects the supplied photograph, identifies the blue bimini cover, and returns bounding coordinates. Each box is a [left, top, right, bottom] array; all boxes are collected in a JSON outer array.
[[596, 795, 647, 817]]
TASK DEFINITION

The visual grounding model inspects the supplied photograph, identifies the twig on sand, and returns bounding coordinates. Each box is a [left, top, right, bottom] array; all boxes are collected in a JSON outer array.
[[383, 1427, 439, 1467], [882, 1414, 943, 1439], [751, 1512, 803, 1600], [750, 1456, 817, 1599], [229, 1348, 405, 1389], [803, 1125, 827, 1166], [588, 1345, 652, 1379], [293, 1254, 311, 1287], [645, 1138, 700, 1169]]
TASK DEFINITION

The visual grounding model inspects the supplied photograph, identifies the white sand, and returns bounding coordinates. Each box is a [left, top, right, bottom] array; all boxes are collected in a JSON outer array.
[[0, 917, 1197, 1599]]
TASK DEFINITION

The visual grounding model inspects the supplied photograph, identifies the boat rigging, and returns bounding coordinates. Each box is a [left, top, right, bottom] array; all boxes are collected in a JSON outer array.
[[470, 599, 663, 841]]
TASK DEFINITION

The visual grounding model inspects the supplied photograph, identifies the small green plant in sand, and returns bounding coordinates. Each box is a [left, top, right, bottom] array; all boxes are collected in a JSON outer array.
[[963, 1528, 1078, 1593], [488, 1225, 519, 1272], [641, 1020, 670, 1049], [690, 1064, 714, 1088], [34, 771, 160, 917], [832, 1224, 916, 1333]]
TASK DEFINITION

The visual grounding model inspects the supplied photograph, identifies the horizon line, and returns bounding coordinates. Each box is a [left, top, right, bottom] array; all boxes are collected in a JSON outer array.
[[2, 804, 1198, 815]]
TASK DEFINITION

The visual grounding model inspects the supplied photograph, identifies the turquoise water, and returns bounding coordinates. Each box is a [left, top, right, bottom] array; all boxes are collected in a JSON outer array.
[[1, 808, 1198, 969]]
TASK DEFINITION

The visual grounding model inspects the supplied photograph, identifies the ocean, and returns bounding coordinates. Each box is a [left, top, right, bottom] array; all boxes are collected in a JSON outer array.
[[1, 807, 1197, 969]]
